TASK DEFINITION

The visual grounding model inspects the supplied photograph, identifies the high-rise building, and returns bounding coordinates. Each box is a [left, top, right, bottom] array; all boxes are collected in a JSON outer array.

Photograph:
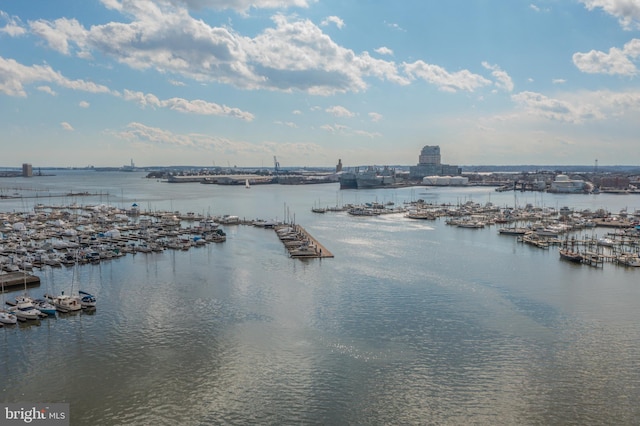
[[418, 146, 441, 166], [22, 163, 33, 177], [409, 145, 460, 179]]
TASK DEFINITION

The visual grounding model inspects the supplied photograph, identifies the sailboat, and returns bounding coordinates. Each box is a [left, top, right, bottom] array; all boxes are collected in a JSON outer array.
[[14, 270, 56, 316], [245, 179, 251, 189], [45, 257, 82, 313], [0, 273, 17, 325], [78, 290, 96, 309]]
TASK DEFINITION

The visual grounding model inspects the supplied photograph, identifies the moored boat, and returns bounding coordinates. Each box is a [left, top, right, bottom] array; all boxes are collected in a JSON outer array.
[[78, 290, 97, 308], [559, 248, 583, 263], [15, 295, 56, 316], [0, 310, 17, 325], [9, 300, 42, 320], [45, 293, 82, 313], [498, 227, 530, 235], [616, 253, 640, 267]]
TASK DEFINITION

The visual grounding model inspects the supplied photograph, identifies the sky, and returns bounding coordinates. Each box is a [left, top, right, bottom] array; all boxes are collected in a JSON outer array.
[[1, 0, 640, 168]]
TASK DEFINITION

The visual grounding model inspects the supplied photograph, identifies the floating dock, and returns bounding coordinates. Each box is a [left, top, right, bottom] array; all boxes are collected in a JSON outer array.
[[0, 272, 41, 291], [275, 224, 334, 259]]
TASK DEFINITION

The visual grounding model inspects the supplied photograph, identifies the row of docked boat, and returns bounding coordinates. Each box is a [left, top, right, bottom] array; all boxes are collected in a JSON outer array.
[[275, 225, 322, 258], [1, 290, 96, 325], [557, 247, 640, 267], [0, 203, 232, 272]]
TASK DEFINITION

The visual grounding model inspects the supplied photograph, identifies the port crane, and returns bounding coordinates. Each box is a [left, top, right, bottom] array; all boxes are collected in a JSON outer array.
[[274, 156, 280, 175]]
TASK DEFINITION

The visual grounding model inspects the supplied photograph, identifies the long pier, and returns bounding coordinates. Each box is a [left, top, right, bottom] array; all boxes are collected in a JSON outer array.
[[274, 224, 334, 259], [296, 225, 334, 258], [0, 272, 41, 291]]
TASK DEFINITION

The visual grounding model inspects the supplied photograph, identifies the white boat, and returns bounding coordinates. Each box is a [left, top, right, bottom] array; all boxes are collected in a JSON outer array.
[[0, 310, 17, 325], [0, 275, 18, 324], [9, 300, 42, 320], [15, 295, 56, 316], [597, 237, 615, 247], [46, 293, 82, 313], [245, 179, 250, 189], [78, 290, 97, 308], [616, 253, 640, 267], [498, 227, 530, 235]]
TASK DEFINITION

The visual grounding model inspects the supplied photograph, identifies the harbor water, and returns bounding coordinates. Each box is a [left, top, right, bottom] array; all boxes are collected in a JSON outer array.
[[1, 170, 640, 425]]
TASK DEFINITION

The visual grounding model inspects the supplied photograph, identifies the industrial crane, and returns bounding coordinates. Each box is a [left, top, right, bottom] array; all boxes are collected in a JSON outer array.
[[274, 156, 280, 175]]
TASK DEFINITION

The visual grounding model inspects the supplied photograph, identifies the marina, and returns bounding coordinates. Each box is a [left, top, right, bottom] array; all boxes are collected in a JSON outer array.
[[1, 170, 640, 424]]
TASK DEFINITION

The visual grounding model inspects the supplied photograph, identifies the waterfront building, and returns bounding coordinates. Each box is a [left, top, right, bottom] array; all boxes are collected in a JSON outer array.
[[601, 176, 630, 190], [422, 175, 469, 186], [409, 145, 461, 179], [22, 163, 33, 177], [548, 174, 592, 193]]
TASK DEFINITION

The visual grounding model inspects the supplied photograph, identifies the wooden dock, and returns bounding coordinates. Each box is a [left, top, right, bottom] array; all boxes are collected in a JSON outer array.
[[296, 225, 334, 258], [275, 224, 334, 259], [0, 272, 41, 291]]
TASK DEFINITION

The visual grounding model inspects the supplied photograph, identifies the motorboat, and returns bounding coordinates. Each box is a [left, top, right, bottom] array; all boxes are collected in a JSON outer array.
[[78, 291, 97, 308], [616, 253, 640, 267], [0, 310, 17, 325], [9, 300, 42, 320], [15, 295, 56, 316], [45, 293, 82, 313]]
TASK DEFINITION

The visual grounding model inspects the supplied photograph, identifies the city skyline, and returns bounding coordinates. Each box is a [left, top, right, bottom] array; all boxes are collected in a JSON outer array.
[[1, 1, 640, 168]]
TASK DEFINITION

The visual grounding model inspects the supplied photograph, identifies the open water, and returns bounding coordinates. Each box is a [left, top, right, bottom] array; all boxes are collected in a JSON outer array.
[[1, 170, 640, 425]]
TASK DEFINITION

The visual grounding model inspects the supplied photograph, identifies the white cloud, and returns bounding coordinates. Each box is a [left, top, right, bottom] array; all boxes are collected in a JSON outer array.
[[353, 130, 381, 138], [573, 40, 639, 75], [37, 86, 56, 96], [29, 18, 89, 56], [320, 16, 345, 29], [482, 62, 514, 92], [0, 11, 26, 36], [320, 123, 349, 133], [580, 0, 640, 30], [384, 21, 405, 32], [368, 112, 383, 122], [113, 122, 322, 160], [529, 3, 550, 13], [292, 109, 302, 115], [511, 91, 604, 123], [114, 122, 229, 150], [326, 105, 355, 118], [61, 122, 74, 131], [28, 4, 408, 95], [152, 0, 313, 13], [123, 89, 254, 120], [374, 47, 393, 56], [552, 79, 567, 84], [274, 120, 297, 127], [404, 60, 491, 92], [0, 56, 111, 97]]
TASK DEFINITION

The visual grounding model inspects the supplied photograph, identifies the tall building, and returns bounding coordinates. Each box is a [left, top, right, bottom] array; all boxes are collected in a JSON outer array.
[[22, 163, 33, 177], [409, 145, 460, 179], [418, 146, 441, 166]]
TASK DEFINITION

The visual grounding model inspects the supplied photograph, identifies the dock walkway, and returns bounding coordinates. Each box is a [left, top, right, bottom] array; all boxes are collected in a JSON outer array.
[[296, 225, 334, 258], [0, 272, 41, 291], [275, 224, 334, 259]]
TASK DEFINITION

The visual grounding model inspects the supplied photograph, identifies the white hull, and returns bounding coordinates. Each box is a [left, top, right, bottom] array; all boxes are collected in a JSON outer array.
[[0, 311, 18, 324]]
